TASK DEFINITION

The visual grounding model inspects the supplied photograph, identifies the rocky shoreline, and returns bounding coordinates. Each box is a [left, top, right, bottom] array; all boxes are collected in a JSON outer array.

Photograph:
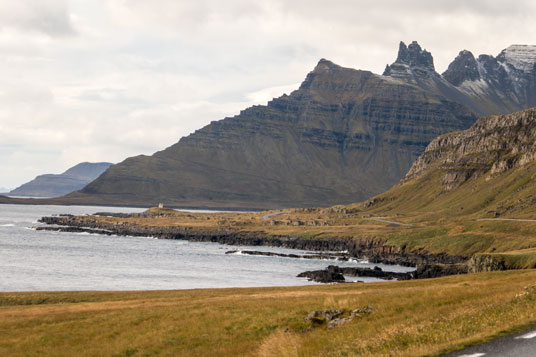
[[297, 264, 469, 283], [37, 215, 470, 282]]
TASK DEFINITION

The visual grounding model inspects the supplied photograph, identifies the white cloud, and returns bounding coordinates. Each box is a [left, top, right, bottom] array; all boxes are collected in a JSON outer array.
[[0, 0, 535, 187], [0, 0, 75, 36]]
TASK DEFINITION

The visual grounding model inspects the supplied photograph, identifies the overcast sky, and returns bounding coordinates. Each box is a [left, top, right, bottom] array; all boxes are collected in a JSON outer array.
[[0, 0, 535, 189]]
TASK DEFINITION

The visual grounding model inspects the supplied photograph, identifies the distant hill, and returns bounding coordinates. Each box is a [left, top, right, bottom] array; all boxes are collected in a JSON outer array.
[[9, 162, 113, 198]]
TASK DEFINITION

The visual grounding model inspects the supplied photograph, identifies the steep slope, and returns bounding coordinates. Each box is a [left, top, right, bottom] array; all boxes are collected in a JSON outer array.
[[361, 107, 536, 219], [9, 162, 113, 198], [72, 58, 476, 209]]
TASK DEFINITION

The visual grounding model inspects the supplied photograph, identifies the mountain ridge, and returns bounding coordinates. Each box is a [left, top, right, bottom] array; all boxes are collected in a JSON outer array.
[[73, 47, 480, 209]]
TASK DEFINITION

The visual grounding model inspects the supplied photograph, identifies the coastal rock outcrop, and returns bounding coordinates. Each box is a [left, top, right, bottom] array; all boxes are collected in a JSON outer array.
[[297, 263, 468, 283], [297, 265, 346, 283], [297, 265, 413, 283]]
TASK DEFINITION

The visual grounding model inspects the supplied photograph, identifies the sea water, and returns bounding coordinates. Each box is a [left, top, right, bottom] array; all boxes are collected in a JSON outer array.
[[0, 204, 414, 291]]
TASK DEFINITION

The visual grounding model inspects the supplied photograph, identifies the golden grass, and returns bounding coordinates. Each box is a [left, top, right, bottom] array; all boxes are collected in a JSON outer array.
[[2, 271, 536, 356]]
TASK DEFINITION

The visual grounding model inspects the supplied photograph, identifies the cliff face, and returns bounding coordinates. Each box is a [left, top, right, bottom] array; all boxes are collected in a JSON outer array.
[[403, 108, 536, 191], [77, 56, 476, 209], [9, 162, 113, 198], [70, 41, 536, 209]]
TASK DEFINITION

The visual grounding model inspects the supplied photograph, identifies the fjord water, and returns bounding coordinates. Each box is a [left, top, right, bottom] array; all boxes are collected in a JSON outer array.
[[0, 204, 414, 292]]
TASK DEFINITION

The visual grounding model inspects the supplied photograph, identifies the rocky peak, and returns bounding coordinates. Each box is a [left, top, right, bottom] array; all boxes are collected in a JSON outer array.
[[496, 45, 536, 73], [300, 59, 342, 90], [299, 58, 373, 96], [384, 41, 435, 76], [312, 58, 340, 73], [442, 50, 480, 86], [400, 41, 435, 70]]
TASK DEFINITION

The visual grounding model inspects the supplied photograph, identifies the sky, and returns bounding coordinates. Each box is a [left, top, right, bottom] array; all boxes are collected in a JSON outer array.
[[1, 0, 535, 189]]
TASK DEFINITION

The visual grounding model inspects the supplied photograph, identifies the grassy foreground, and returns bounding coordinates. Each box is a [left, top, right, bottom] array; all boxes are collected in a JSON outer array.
[[2, 271, 536, 356]]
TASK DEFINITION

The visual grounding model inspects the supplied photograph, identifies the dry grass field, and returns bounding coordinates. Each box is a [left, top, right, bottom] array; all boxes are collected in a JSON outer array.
[[2, 270, 536, 356]]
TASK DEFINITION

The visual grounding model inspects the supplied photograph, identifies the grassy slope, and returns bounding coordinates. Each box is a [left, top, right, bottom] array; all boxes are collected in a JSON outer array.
[[352, 160, 536, 261], [2, 271, 536, 356]]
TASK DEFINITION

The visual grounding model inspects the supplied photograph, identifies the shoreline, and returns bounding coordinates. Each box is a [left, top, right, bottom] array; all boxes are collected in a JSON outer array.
[[37, 214, 469, 281]]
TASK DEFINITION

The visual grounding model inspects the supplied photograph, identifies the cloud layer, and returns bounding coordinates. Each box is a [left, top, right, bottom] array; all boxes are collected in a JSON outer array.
[[1, 0, 535, 188]]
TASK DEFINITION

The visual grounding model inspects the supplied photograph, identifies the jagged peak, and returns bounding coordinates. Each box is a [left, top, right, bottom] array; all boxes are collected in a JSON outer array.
[[384, 40, 436, 77], [395, 40, 434, 71], [395, 41, 410, 64], [442, 49, 480, 86]]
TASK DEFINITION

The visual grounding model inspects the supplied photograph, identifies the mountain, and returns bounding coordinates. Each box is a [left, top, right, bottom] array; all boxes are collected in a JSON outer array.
[[16, 41, 536, 210], [9, 162, 113, 198], [69, 54, 480, 209]]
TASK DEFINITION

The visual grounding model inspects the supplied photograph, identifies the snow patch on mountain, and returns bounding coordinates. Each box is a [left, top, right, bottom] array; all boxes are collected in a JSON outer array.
[[458, 78, 488, 96], [498, 45, 536, 73]]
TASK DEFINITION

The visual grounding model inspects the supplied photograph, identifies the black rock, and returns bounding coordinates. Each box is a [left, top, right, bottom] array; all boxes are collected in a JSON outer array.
[[297, 265, 345, 283]]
